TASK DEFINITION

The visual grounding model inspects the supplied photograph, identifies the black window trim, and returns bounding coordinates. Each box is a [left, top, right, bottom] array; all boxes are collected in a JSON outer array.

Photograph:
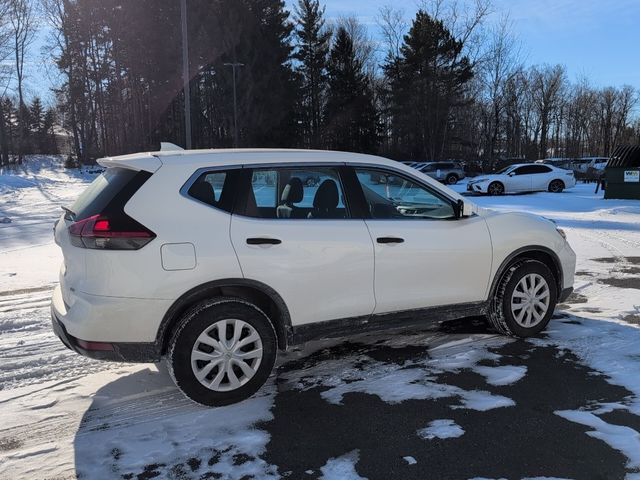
[[181, 161, 465, 221]]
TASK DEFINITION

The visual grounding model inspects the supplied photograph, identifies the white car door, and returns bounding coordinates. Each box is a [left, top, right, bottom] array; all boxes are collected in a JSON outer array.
[[506, 166, 534, 192], [529, 165, 554, 191], [230, 165, 376, 327], [354, 168, 493, 313]]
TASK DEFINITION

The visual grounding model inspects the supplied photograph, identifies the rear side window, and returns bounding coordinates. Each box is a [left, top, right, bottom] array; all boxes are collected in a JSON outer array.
[[185, 169, 238, 213], [70, 168, 151, 221]]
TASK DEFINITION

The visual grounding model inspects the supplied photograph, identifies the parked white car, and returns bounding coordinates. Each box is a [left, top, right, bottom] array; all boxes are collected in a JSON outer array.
[[52, 149, 576, 406], [467, 163, 576, 195]]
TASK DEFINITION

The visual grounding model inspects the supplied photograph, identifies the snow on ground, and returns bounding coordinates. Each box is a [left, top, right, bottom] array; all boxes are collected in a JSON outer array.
[[1, 162, 640, 478], [318, 450, 367, 480], [280, 334, 518, 410], [417, 419, 465, 440]]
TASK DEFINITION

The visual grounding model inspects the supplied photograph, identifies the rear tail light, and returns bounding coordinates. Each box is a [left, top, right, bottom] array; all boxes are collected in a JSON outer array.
[[69, 214, 155, 250]]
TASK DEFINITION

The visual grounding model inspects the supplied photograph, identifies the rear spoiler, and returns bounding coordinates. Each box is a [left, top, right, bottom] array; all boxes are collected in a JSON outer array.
[[97, 153, 162, 173]]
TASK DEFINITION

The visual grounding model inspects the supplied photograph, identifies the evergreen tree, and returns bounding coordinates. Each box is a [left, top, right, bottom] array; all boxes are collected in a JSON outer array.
[[324, 27, 377, 153], [29, 97, 44, 151], [385, 11, 473, 160], [294, 0, 331, 148]]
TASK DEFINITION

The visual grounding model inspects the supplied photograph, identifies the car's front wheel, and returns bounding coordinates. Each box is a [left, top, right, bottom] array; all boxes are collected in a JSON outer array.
[[446, 173, 459, 185], [487, 259, 557, 337], [167, 298, 277, 406]]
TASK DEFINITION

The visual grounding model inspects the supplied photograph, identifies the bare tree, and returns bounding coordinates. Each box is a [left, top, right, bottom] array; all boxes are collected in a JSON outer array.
[[479, 14, 522, 159], [418, 0, 492, 64], [8, 0, 37, 161], [0, 0, 13, 165], [530, 64, 566, 158], [376, 5, 407, 60]]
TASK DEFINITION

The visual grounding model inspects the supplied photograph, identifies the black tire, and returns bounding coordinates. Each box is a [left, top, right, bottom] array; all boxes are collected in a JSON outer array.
[[487, 181, 504, 195], [167, 298, 277, 407], [446, 173, 458, 185], [548, 179, 565, 193], [487, 259, 558, 337]]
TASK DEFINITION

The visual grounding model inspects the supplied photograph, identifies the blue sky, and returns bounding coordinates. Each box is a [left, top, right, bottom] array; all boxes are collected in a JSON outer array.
[[19, 0, 640, 104], [316, 0, 640, 88]]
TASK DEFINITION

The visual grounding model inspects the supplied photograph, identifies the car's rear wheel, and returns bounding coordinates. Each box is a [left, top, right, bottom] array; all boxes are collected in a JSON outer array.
[[487, 259, 557, 337], [446, 173, 458, 185], [167, 298, 277, 406], [488, 181, 504, 195], [548, 179, 565, 193]]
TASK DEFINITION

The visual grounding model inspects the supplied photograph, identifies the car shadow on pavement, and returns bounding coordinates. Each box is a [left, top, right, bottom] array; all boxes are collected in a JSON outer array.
[[72, 315, 640, 480]]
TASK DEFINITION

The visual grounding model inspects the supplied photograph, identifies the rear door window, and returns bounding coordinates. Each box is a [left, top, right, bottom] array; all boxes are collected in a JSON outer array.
[[241, 167, 349, 219]]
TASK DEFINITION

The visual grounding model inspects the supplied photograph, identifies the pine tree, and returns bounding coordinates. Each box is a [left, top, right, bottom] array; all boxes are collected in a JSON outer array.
[[294, 0, 331, 148], [324, 27, 378, 153], [29, 97, 44, 152], [385, 11, 473, 160]]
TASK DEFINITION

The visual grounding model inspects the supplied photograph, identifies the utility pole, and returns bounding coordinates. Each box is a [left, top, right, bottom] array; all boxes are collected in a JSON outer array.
[[224, 62, 244, 148], [180, 0, 192, 149]]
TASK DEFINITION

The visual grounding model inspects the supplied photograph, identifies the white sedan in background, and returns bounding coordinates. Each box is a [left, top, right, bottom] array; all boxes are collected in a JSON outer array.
[[467, 164, 576, 195]]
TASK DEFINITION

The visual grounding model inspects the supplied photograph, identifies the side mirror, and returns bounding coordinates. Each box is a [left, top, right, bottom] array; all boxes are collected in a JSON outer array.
[[508, 172, 515, 177]]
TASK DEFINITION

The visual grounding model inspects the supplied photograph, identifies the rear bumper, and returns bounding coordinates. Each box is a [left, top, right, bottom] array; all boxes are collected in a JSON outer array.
[[51, 305, 160, 362]]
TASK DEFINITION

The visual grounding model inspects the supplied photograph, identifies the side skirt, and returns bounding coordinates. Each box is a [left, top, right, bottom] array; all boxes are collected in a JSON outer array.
[[290, 301, 488, 345]]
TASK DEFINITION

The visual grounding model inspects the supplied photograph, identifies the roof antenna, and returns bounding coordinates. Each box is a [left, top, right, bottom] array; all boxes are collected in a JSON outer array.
[[160, 142, 185, 152]]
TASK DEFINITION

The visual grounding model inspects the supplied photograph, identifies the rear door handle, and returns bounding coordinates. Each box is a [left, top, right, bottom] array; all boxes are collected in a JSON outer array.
[[376, 237, 404, 244], [246, 237, 282, 245]]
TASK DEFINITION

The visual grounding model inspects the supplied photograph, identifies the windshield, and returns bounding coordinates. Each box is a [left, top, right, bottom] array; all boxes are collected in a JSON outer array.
[[496, 166, 515, 174]]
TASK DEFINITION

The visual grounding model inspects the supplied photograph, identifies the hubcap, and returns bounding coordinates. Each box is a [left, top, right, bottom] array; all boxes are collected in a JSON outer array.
[[191, 319, 263, 392], [510, 273, 550, 328], [490, 183, 502, 194]]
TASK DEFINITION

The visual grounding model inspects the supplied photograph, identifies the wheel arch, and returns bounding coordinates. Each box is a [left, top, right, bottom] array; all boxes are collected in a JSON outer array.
[[157, 278, 292, 354], [488, 246, 563, 300]]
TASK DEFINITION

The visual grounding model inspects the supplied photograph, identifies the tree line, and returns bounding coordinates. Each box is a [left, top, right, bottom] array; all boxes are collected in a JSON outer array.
[[0, 0, 638, 166]]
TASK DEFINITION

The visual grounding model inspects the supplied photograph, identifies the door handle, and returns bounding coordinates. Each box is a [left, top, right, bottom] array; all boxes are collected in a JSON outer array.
[[376, 237, 404, 244], [246, 237, 282, 245]]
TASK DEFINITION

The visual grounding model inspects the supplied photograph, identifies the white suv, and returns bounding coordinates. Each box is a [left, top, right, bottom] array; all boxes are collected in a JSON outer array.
[[51, 149, 576, 406]]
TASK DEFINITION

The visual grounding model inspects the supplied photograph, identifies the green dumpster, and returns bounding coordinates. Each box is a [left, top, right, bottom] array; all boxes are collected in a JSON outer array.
[[604, 145, 640, 200]]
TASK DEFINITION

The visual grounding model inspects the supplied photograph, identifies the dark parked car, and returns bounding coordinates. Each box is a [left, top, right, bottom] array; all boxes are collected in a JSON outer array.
[[418, 162, 466, 184]]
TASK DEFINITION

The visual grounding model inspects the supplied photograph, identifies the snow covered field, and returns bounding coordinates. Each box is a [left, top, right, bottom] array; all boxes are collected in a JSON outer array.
[[1, 157, 640, 479]]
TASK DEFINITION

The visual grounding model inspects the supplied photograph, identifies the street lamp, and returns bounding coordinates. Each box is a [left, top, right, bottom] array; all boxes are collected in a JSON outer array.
[[223, 62, 244, 148], [180, 0, 192, 149]]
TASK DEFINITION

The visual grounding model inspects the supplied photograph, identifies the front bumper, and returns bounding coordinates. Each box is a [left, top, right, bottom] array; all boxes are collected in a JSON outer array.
[[467, 182, 488, 193]]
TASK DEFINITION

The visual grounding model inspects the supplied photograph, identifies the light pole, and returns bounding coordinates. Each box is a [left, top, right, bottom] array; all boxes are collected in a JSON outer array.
[[224, 62, 244, 148], [180, 0, 192, 149]]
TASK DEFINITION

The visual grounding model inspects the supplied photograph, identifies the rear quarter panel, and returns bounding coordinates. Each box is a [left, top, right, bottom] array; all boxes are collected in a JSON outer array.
[[80, 161, 243, 300]]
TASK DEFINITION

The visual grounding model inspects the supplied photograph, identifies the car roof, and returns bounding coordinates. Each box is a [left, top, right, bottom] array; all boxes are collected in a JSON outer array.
[[98, 148, 406, 172], [510, 163, 553, 168]]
